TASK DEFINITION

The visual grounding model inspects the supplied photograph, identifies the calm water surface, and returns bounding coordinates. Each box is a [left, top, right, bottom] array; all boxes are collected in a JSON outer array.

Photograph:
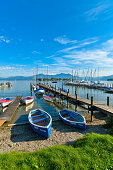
[[0, 80, 113, 124]]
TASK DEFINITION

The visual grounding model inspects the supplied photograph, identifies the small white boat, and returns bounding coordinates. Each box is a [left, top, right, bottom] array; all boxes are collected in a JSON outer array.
[[35, 88, 45, 95], [0, 97, 15, 107], [22, 96, 34, 105], [43, 95, 54, 102], [59, 109, 86, 130], [28, 109, 52, 138]]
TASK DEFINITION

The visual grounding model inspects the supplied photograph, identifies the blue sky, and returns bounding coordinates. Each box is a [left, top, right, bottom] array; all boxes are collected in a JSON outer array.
[[1, 0, 113, 77]]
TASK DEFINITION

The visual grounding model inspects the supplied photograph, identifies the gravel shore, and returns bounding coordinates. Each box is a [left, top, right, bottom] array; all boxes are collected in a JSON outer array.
[[0, 112, 108, 153]]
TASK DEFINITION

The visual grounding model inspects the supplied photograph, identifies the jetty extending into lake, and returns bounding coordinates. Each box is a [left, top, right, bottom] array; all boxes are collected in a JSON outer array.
[[34, 83, 113, 120], [0, 96, 22, 126]]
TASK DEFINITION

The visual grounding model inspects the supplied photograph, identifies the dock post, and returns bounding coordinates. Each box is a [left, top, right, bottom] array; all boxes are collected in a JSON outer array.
[[87, 93, 89, 99], [30, 83, 32, 96], [87, 93, 89, 113], [75, 93, 77, 111], [55, 84, 56, 92], [91, 96, 93, 122], [75, 94, 77, 100], [75, 90, 77, 95], [107, 97, 109, 106], [68, 89, 69, 94], [62, 84, 63, 91], [67, 89, 69, 108]]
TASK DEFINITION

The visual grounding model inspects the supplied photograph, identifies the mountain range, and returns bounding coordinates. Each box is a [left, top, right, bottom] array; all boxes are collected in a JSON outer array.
[[0, 73, 113, 81]]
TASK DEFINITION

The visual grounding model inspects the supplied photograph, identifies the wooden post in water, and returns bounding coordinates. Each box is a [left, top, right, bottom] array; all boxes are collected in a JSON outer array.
[[91, 96, 93, 122], [87, 93, 89, 99], [87, 93, 89, 113], [75, 90, 77, 95], [30, 83, 32, 96], [67, 89, 69, 108], [107, 97, 109, 106], [62, 84, 63, 91]]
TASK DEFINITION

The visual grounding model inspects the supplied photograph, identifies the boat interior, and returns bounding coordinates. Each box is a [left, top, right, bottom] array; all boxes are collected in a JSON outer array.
[[60, 110, 84, 122], [30, 110, 50, 126]]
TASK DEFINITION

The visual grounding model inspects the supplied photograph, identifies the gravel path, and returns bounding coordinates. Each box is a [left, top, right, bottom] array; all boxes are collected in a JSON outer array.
[[0, 113, 108, 153]]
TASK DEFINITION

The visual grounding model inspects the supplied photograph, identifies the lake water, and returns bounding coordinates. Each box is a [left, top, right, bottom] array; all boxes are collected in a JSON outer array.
[[0, 80, 113, 124]]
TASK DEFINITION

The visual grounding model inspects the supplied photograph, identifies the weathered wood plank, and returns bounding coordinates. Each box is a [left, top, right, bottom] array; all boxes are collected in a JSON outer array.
[[0, 96, 22, 122], [0, 120, 6, 126]]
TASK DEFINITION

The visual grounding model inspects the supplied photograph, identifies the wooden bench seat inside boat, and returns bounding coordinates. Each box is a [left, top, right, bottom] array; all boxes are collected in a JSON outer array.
[[34, 120, 48, 126]]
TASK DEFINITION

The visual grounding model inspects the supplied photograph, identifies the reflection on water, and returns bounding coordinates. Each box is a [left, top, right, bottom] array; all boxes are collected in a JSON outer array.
[[0, 80, 113, 124], [22, 102, 34, 112]]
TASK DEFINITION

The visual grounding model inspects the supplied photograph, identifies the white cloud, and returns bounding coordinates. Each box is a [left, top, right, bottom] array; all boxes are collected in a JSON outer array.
[[0, 36, 10, 43], [54, 35, 77, 45], [85, 1, 113, 20], [46, 37, 113, 76], [32, 50, 40, 54], [59, 38, 98, 53]]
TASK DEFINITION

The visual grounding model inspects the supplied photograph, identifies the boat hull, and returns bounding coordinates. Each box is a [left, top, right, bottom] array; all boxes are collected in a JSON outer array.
[[28, 109, 52, 138], [1, 101, 12, 107], [36, 90, 45, 94], [62, 118, 86, 130], [30, 122, 52, 138], [22, 98, 34, 105], [59, 110, 86, 130], [0, 97, 15, 107], [43, 95, 54, 102]]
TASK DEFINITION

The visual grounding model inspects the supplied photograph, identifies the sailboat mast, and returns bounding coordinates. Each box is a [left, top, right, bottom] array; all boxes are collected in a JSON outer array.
[[47, 65, 48, 84], [72, 70, 73, 82]]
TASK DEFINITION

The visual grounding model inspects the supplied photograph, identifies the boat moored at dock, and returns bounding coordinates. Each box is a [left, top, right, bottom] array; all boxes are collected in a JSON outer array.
[[43, 94, 54, 102], [0, 97, 15, 107], [21, 96, 34, 105], [59, 109, 86, 130], [28, 109, 52, 138], [35, 88, 45, 95]]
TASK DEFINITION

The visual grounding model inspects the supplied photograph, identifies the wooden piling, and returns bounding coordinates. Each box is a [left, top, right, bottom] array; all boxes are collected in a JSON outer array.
[[30, 83, 32, 96], [107, 97, 109, 106], [75, 90, 77, 95], [87, 93, 89, 112], [87, 93, 89, 100], [91, 96, 93, 122], [67, 89, 69, 108]]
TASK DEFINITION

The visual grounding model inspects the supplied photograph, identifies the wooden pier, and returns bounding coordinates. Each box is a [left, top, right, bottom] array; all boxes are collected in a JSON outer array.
[[0, 96, 22, 126], [35, 83, 113, 118]]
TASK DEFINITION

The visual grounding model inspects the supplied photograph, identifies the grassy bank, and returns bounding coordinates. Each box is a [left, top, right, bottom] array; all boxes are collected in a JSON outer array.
[[0, 133, 113, 169]]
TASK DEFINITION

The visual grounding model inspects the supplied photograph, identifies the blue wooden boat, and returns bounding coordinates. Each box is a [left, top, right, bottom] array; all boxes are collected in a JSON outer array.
[[59, 109, 86, 130], [35, 88, 45, 95], [43, 94, 54, 102], [28, 109, 52, 138]]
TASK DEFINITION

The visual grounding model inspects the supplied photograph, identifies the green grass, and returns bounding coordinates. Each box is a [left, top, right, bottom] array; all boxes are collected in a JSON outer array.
[[104, 117, 113, 135], [0, 133, 113, 170]]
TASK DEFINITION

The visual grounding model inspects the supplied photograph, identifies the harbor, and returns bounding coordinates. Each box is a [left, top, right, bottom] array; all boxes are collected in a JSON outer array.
[[0, 80, 113, 125], [0, 79, 112, 152]]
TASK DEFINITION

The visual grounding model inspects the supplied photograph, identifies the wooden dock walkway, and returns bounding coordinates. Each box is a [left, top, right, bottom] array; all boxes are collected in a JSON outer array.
[[36, 83, 113, 116], [0, 96, 22, 126]]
